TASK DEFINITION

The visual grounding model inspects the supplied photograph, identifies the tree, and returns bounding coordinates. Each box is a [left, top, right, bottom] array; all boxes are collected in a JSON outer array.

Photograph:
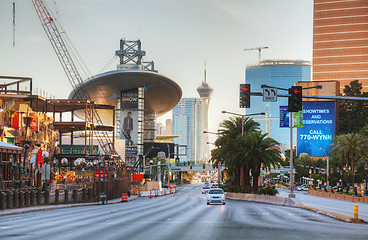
[[338, 80, 368, 134], [210, 116, 259, 189], [232, 131, 282, 193], [330, 133, 366, 193]]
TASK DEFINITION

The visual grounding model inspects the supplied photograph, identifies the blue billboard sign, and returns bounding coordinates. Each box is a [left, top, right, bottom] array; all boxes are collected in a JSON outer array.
[[280, 106, 303, 128], [297, 101, 335, 157]]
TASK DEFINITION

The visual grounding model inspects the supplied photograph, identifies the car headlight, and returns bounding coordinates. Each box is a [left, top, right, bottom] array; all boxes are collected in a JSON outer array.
[[221, 195, 225, 198], [207, 195, 211, 199]]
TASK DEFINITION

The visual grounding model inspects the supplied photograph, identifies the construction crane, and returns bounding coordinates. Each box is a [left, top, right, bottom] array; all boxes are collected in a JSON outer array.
[[243, 46, 269, 63], [31, 0, 117, 156]]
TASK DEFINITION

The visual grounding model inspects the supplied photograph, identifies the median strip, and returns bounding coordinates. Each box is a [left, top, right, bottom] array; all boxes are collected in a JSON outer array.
[[298, 205, 365, 223]]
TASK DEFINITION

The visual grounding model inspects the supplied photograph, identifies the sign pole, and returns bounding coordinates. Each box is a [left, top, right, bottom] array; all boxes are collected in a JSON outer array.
[[289, 113, 295, 198]]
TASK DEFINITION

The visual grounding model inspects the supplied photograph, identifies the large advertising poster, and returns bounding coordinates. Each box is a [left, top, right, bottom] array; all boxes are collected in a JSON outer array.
[[120, 109, 139, 146], [297, 101, 335, 157]]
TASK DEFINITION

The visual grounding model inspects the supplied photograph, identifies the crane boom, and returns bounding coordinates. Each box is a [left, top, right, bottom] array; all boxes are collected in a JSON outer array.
[[32, 0, 116, 156], [243, 46, 269, 63]]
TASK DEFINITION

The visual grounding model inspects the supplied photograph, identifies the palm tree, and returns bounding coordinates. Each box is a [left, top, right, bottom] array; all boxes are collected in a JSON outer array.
[[211, 116, 259, 188], [236, 131, 282, 193], [330, 133, 366, 193]]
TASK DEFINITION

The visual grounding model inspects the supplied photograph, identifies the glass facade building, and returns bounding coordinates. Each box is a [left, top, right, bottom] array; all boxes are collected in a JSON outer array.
[[313, 0, 368, 92], [172, 98, 203, 163], [245, 60, 311, 149]]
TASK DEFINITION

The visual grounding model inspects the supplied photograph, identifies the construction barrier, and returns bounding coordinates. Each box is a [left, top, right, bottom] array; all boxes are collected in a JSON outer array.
[[139, 187, 178, 198], [121, 193, 128, 202]]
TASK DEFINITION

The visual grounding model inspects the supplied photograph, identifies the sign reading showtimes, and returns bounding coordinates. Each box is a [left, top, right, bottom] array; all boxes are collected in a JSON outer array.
[[297, 101, 335, 157]]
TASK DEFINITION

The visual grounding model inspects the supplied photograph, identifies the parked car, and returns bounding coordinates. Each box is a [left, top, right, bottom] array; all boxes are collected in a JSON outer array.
[[210, 184, 218, 188], [296, 185, 305, 191], [202, 186, 210, 194], [207, 188, 225, 205], [302, 185, 310, 191]]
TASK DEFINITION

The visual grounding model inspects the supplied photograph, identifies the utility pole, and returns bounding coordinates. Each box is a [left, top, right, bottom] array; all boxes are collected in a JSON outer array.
[[244, 46, 269, 63]]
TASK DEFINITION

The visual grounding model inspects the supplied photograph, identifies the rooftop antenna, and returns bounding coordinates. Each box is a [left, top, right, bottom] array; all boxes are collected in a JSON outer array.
[[204, 60, 207, 83]]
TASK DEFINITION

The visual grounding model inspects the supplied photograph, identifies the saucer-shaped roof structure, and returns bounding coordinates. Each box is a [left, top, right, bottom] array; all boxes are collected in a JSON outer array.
[[69, 70, 182, 124]]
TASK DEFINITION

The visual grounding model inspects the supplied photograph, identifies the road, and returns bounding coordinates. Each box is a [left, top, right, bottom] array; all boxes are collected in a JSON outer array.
[[278, 188, 368, 221], [0, 184, 367, 240]]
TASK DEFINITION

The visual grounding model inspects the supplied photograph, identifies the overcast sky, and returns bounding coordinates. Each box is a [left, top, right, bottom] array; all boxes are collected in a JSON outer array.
[[0, 0, 313, 141]]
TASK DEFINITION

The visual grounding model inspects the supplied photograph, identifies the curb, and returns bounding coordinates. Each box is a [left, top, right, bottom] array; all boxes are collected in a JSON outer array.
[[0, 196, 140, 217], [298, 205, 366, 224]]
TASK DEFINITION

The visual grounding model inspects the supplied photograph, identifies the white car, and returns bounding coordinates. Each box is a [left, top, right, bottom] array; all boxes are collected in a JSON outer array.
[[202, 186, 210, 194], [207, 188, 225, 205]]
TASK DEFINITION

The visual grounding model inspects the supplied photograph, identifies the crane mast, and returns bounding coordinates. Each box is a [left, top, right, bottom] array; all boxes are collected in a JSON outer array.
[[32, 0, 116, 156]]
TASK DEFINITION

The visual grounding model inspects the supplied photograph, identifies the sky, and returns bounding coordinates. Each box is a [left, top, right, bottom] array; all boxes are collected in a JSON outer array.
[[0, 0, 313, 143]]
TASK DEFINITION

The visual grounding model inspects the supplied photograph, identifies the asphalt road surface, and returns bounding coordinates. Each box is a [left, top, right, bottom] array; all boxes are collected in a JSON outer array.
[[1, 184, 367, 240]]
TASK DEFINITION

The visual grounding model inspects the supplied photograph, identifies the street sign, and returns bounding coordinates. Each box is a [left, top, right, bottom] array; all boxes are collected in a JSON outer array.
[[171, 168, 181, 171], [263, 87, 277, 102], [280, 170, 288, 173]]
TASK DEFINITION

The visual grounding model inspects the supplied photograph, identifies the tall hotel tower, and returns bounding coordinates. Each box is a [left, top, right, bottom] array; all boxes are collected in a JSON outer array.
[[313, 0, 368, 92], [196, 64, 214, 162], [173, 64, 213, 163]]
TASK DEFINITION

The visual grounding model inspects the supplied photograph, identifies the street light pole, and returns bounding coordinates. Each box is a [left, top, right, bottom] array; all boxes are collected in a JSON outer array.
[[319, 148, 329, 190], [221, 111, 265, 137], [365, 163, 368, 196]]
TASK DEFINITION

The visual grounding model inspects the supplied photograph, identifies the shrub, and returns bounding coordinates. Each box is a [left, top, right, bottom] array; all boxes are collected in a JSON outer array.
[[258, 186, 278, 196]]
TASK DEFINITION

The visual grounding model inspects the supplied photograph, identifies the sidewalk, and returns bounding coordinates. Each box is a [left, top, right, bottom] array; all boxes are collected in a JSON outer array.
[[277, 188, 368, 223], [0, 194, 139, 217]]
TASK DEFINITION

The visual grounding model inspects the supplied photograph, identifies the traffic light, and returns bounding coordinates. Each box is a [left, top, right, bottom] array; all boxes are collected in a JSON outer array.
[[288, 86, 302, 112], [203, 163, 205, 169], [240, 84, 251, 108]]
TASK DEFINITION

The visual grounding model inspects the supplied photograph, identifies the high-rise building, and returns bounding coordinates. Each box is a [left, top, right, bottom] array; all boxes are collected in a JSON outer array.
[[164, 119, 173, 136], [196, 67, 213, 163], [313, 0, 368, 92], [172, 98, 203, 163], [245, 60, 311, 148]]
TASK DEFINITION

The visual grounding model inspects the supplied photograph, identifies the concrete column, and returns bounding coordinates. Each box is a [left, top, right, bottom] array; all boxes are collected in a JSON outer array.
[[25, 190, 30, 207], [64, 189, 69, 203], [37, 188, 41, 205], [13, 190, 19, 208], [82, 188, 87, 202], [30, 190, 36, 205], [7, 191, 13, 209], [19, 190, 24, 207], [45, 189, 50, 204], [0, 192, 6, 210], [55, 189, 59, 204], [72, 189, 77, 203], [88, 188, 93, 201]]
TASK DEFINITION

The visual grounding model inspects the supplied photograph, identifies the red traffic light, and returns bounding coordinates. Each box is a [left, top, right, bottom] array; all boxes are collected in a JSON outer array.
[[242, 86, 249, 92], [293, 88, 301, 95]]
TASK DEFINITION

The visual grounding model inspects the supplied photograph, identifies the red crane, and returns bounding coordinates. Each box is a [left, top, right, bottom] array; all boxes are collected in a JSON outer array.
[[32, 0, 116, 155]]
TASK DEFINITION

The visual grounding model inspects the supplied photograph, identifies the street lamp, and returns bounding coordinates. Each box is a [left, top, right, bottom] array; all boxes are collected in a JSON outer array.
[[319, 148, 329, 190], [364, 163, 368, 196], [149, 160, 154, 179], [206, 141, 221, 184], [221, 111, 265, 136], [143, 146, 159, 170], [343, 164, 350, 193]]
